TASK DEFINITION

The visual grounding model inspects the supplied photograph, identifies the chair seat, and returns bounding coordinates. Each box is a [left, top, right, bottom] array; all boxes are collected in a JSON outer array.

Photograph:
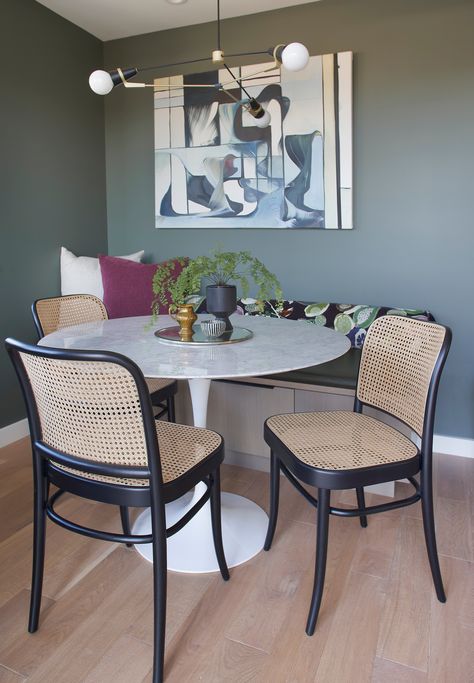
[[145, 377, 176, 394], [266, 411, 418, 471], [58, 421, 222, 487]]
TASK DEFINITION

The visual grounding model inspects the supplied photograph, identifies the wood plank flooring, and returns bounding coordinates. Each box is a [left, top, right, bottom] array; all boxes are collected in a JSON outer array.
[[0, 437, 472, 682]]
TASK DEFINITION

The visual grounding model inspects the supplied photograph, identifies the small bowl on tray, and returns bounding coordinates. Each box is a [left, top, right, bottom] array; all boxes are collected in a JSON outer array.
[[200, 319, 226, 338]]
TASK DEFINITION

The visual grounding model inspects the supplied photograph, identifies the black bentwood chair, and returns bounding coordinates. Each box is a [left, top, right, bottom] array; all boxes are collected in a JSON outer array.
[[6, 339, 229, 683], [263, 315, 451, 636], [32, 294, 178, 421]]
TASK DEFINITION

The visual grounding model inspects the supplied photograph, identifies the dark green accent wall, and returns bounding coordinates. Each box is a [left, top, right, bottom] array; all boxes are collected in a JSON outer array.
[[104, 0, 474, 440], [0, 0, 107, 428], [1, 0, 472, 440]]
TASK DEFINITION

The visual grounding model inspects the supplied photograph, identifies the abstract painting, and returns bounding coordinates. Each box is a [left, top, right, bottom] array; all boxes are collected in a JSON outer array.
[[154, 52, 352, 229]]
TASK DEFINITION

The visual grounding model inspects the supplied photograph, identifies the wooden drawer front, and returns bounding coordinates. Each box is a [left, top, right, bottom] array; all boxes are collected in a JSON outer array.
[[295, 388, 354, 413], [206, 381, 294, 458]]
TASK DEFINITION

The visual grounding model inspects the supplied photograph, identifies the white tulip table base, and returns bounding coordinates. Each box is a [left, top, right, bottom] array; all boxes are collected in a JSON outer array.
[[132, 482, 268, 573]]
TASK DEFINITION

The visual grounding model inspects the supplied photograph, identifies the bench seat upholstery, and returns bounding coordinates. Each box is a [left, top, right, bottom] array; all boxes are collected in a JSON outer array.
[[264, 347, 361, 390]]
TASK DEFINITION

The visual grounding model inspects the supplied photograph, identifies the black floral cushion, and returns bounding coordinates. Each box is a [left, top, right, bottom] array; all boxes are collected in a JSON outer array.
[[196, 297, 434, 349]]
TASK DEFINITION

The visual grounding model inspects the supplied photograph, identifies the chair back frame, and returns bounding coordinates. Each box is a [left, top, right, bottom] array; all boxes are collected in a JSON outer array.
[[5, 339, 165, 514]]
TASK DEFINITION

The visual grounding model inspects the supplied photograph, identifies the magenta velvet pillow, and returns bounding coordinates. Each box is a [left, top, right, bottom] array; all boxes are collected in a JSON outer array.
[[99, 255, 185, 318]]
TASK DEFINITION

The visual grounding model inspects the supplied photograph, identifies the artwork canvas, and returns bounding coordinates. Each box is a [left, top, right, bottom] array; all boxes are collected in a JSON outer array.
[[154, 52, 352, 229]]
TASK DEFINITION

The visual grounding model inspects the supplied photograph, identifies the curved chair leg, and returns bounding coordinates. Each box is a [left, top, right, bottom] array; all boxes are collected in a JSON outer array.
[[356, 487, 368, 528], [210, 470, 230, 581], [306, 488, 330, 636], [151, 502, 167, 683], [167, 396, 176, 423], [421, 468, 446, 602], [120, 506, 133, 548], [264, 451, 280, 551], [29, 461, 47, 633]]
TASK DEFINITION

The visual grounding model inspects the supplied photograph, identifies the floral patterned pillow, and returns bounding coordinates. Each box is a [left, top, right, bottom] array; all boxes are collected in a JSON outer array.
[[231, 299, 435, 349]]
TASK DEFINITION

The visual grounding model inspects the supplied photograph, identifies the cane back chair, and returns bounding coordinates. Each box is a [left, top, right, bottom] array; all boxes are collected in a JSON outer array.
[[263, 315, 451, 636], [6, 339, 229, 683], [32, 294, 178, 421]]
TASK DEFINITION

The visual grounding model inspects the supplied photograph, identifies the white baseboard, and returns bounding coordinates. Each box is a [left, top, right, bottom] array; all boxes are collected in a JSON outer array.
[[225, 450, 270, 473], [433, 434, 474, 459], [0, 418, 29, 448]]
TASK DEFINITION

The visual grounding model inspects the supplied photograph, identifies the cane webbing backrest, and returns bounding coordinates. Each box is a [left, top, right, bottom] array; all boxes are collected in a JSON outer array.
[[35, 295, 108, 337], [357, 316, 446, 436], [20, 352, 149, 470]]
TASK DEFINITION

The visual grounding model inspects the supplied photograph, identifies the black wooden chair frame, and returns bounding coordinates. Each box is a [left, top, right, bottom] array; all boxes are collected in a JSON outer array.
[[6, 339, 229, 683], [263, 323, 452, 637]]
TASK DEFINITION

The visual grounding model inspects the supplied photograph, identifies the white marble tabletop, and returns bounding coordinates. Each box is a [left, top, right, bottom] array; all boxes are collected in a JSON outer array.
[[39, 313, 351, 379]]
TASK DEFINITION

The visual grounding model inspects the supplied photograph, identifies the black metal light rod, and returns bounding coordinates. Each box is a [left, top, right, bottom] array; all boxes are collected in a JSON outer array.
[[224, 63, 252, 99], [217, 0, 221, 51], [139, 56, 214, 73], [138, 48, 272, 75], [224, 50, 274, 59]]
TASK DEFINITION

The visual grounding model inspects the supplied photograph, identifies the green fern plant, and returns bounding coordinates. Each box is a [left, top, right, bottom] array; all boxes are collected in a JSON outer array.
[[152, 250, 282, 316]]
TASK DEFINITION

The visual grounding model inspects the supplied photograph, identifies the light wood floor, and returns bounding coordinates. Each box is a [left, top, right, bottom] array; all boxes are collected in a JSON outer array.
[[0, 437, 473, 682]]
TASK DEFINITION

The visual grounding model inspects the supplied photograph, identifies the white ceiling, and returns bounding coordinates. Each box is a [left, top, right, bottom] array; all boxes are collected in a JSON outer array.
[[35, 0, 320, 41]]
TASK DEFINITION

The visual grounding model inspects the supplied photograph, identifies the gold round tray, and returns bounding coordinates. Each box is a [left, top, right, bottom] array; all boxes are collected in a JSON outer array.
[[155, 325, 253, 345]]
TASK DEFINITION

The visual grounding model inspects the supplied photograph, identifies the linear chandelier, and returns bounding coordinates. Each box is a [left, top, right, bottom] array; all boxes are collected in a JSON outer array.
[[89, 0, 309, 128]]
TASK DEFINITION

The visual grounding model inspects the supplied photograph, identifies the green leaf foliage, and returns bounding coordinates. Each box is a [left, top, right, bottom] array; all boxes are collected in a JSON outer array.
[[351, 305, 380, 329], [304, 303, 329, 317], [151, 249, 282, 317]]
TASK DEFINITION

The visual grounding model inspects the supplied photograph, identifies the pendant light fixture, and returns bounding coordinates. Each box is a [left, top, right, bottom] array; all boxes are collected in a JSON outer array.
[[89, 0, 309, 127]]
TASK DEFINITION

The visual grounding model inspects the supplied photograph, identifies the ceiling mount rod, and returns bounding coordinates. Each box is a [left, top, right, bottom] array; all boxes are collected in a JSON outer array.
[[212, 0, 224, 63], [217, 0, 221, 51]]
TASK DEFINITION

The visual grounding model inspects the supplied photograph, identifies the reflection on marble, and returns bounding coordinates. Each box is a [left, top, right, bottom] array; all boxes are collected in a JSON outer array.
[[39, 314, 350, 379]]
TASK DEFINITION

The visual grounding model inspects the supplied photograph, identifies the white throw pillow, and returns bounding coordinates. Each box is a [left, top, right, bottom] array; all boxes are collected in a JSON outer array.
[[60, 247, 145, 298]]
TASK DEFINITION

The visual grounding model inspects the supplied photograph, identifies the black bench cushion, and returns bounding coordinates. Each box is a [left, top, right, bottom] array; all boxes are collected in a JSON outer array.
[[264, 348, 360, 390]]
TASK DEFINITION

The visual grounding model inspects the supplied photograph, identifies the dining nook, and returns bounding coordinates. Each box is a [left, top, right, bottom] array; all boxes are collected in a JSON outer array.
[[1, 0, 473, 681]]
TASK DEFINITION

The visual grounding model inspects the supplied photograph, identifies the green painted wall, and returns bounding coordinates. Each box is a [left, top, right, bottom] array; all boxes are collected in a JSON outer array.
[[0, 0, 107, 428], [2, 0, 472, 439], [104, 0, 474, 440]]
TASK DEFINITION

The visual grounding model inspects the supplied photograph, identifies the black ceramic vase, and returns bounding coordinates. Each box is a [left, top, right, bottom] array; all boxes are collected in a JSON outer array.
[[206, 284, 237, 331]]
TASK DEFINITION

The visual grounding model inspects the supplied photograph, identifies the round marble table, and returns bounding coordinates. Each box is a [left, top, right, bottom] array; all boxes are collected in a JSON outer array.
[[40, 313, 350, 573]]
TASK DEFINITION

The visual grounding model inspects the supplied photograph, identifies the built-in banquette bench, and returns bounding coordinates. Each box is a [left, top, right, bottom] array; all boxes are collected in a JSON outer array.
[[183, 299, 434, 495], [249, 300, 433, 387], [202, 298, 434, 391]]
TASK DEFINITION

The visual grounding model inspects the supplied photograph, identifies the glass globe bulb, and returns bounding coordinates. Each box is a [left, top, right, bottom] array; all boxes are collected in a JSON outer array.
[[253, 110, 272, 128], [281, 43, 309, 72], [89, 70, 114, 95]]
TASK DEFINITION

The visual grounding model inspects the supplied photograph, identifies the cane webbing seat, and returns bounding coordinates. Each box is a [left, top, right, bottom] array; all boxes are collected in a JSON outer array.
[[263, 315, 451, 640], [266, 411, 418, 471], [32, 294, 177, 416], [60, 422, 222, 488]]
